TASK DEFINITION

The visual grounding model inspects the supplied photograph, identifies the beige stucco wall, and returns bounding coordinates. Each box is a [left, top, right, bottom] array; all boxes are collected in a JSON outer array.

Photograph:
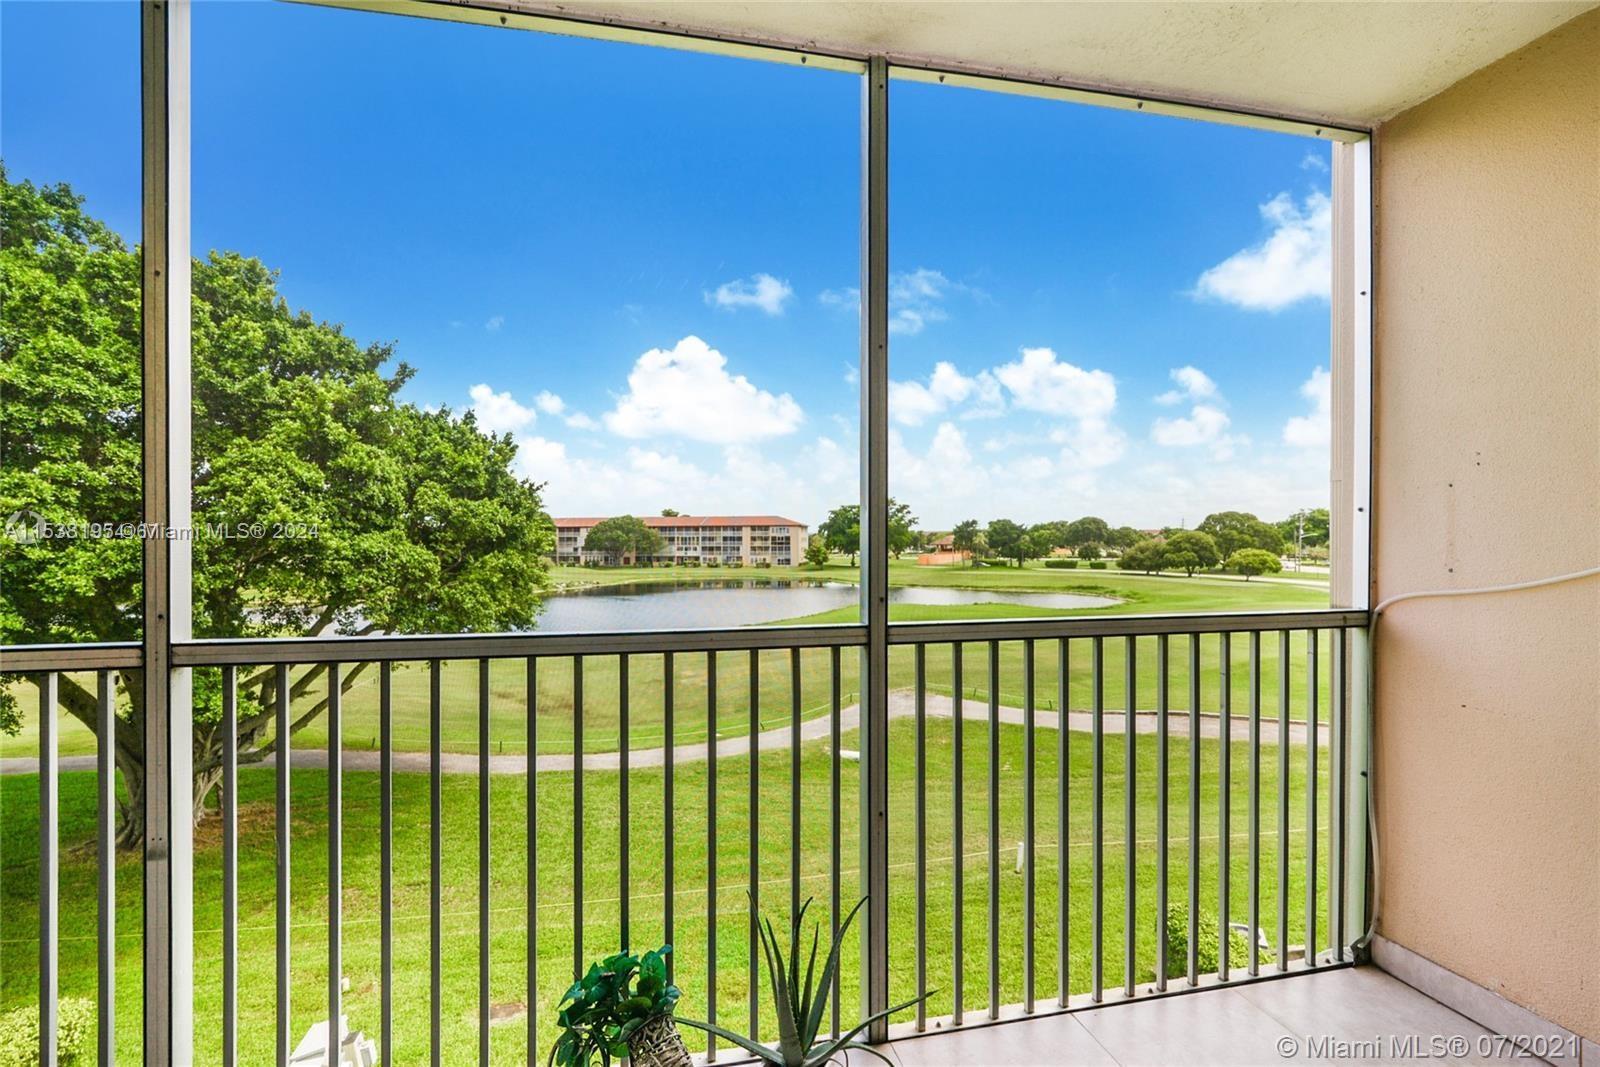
[[1372, 7, 1599, 1039]]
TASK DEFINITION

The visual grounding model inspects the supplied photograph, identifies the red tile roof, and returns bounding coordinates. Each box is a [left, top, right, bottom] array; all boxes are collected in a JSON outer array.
[[553, 515, 806, 529]]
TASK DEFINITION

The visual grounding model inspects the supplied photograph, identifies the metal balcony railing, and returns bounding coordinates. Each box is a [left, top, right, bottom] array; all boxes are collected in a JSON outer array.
[[8, 607, 1368, 1065]]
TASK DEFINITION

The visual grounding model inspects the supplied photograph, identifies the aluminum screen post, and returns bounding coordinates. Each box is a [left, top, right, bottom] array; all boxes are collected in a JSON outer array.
[[858, 53, 892, 1045], [141, 2, 193, 1063], [1347, 625, 1373, 959]]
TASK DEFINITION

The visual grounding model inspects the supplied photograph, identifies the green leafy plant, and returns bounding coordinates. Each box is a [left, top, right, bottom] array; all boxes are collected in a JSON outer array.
[[1161, 904, 1252, 979], [549, 946, 680, 1067], [0, 997, 94, 1066], [679, 896, 927, 1067]]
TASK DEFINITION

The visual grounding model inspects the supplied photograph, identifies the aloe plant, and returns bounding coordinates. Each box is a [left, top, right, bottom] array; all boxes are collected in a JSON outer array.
[[679, 896, 926, 1067]]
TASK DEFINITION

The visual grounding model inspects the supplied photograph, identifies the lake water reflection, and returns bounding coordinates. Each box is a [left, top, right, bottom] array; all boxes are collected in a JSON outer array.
[[535, 578, 1118, 632]]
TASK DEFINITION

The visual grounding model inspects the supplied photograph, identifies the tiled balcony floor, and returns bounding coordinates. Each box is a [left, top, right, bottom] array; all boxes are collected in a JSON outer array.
[[881, 966, 1545, 1066]]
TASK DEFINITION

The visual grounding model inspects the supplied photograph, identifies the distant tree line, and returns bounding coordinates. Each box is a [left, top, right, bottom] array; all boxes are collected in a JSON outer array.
[[804, 504, 1321, 579]]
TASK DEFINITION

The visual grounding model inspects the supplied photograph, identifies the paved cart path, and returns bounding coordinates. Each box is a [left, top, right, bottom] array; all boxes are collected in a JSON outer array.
[[2, 692, 1328, 775]]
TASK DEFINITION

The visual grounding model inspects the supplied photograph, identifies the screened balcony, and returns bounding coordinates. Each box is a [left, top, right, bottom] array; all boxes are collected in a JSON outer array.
[[3, 2, 1596, 1066]]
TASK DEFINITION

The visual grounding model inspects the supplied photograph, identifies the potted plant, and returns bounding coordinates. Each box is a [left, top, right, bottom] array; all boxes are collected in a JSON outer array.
[[678, 896, 927, 1066], [549, 945, 690, 1067]]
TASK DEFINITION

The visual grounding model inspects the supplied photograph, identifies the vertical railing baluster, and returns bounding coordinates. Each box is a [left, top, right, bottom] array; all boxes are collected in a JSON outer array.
[[748, 648, 760, 1039], [1124, 636, 1137, 999], [573, 655, 585, 982], [1332, 629, 1347, 961], [914, 644, 927, 1031], [1306, 630, 1320, 967], [1057, 639, 1069, 1008], [952, 642, 964, 1023], [478, 659, 491, 1065], [98, 671, 117, 1066], [987, 640, 1000, 1021], [706, 651, 718, 1061], [1091, 637, 1104, 1003], [328, 664, 343, 1067], [1187, 635, 1201, 987], [1248, 633, 1261, 978], [619, 654, 630, 950], [829, 646, 841, 1039], [430, 660, 442, 1067], [1155, 634, 1169, 994], [381, 663, 394, 1065], [276, 662, 291, 1067], [663, 653, 675, 987], [1219, 633, 1232, 982], [218, 670, 236, 1060], [1277, 631, 1290, 973], [39, 672, 58, 1067], [526, 658, 538, 1062], [1023, 639, 1036, 1013], [790, 648, 802, 927]]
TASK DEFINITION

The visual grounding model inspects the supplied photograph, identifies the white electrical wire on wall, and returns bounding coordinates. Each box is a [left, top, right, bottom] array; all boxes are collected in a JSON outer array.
[[1356, 564, 1600, 951]]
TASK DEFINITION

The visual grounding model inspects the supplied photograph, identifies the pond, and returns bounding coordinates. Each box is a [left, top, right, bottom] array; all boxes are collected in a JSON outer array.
[[534, 578, 1119, 632]]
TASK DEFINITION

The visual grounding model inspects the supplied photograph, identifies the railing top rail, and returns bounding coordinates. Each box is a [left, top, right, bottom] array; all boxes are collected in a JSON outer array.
[[0, 642, 143, 672], [884, 608, 1368, 645], [1, 609, 1369, 670], [167, 623, 870, 665]]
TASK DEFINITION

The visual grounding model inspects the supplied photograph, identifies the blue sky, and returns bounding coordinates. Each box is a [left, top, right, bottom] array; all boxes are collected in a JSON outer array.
[[3, 1, 1333, 531]]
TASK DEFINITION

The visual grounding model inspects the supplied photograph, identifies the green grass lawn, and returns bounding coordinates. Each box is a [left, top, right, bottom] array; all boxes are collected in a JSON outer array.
[[2, 561, 1337, 762], [1, 718, 1339, 1064]]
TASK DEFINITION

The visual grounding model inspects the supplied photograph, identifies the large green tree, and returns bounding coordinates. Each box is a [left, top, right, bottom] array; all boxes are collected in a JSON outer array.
[[1163, 530, 1221, 576], [0, 171, 554, 845], [985, 518, 1029, 567], [1197, 511, 1283, 559], [1275, 507, 1330, 550], [583, 515, 665, 563], [887, 498, 918, 558], [1118, 539, 1169, 575], [818, 504, 860, 566], [1063, 516, 1111, 549]]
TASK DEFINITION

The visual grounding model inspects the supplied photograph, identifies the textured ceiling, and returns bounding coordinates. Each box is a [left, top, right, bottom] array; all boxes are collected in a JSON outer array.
[[523, 0, 1597, 126]]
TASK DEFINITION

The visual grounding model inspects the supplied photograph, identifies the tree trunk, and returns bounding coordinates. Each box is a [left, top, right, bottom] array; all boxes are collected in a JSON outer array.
[[53, 659, 369, 849], [114, 748, 146, 850]]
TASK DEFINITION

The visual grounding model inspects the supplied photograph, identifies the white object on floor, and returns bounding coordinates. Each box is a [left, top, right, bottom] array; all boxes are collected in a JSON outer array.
[[287, 1015, 378, 1067]]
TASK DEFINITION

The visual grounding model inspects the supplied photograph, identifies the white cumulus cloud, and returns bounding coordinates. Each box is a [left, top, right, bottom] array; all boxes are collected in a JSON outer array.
[[888, 361, 1002, 426], [469, 384, 537, 435], [995, 347, 1117, 420], [603, 335, 804, 445], [535, 389, 599, 430], [705, 273, 793, 316], [1155, 365, 1219, 406], [1195, 192, 1331, 311], [1152, 405, 1231, 447], [1283, 366, 1331, 448]]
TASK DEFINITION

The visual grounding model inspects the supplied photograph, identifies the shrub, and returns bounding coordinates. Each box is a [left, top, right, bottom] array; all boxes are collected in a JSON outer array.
[[0, 997, 94, 1066], [1225, 547, 1282, 580], [1119, 539, 1168, 574], [1162, 906, 1252, 979], [1088, 561, 1107, 570], [1043, 559, 1078, 569]]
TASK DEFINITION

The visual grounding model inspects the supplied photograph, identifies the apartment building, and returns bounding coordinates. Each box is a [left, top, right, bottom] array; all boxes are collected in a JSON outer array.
[[552, 515, 808, 566]]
